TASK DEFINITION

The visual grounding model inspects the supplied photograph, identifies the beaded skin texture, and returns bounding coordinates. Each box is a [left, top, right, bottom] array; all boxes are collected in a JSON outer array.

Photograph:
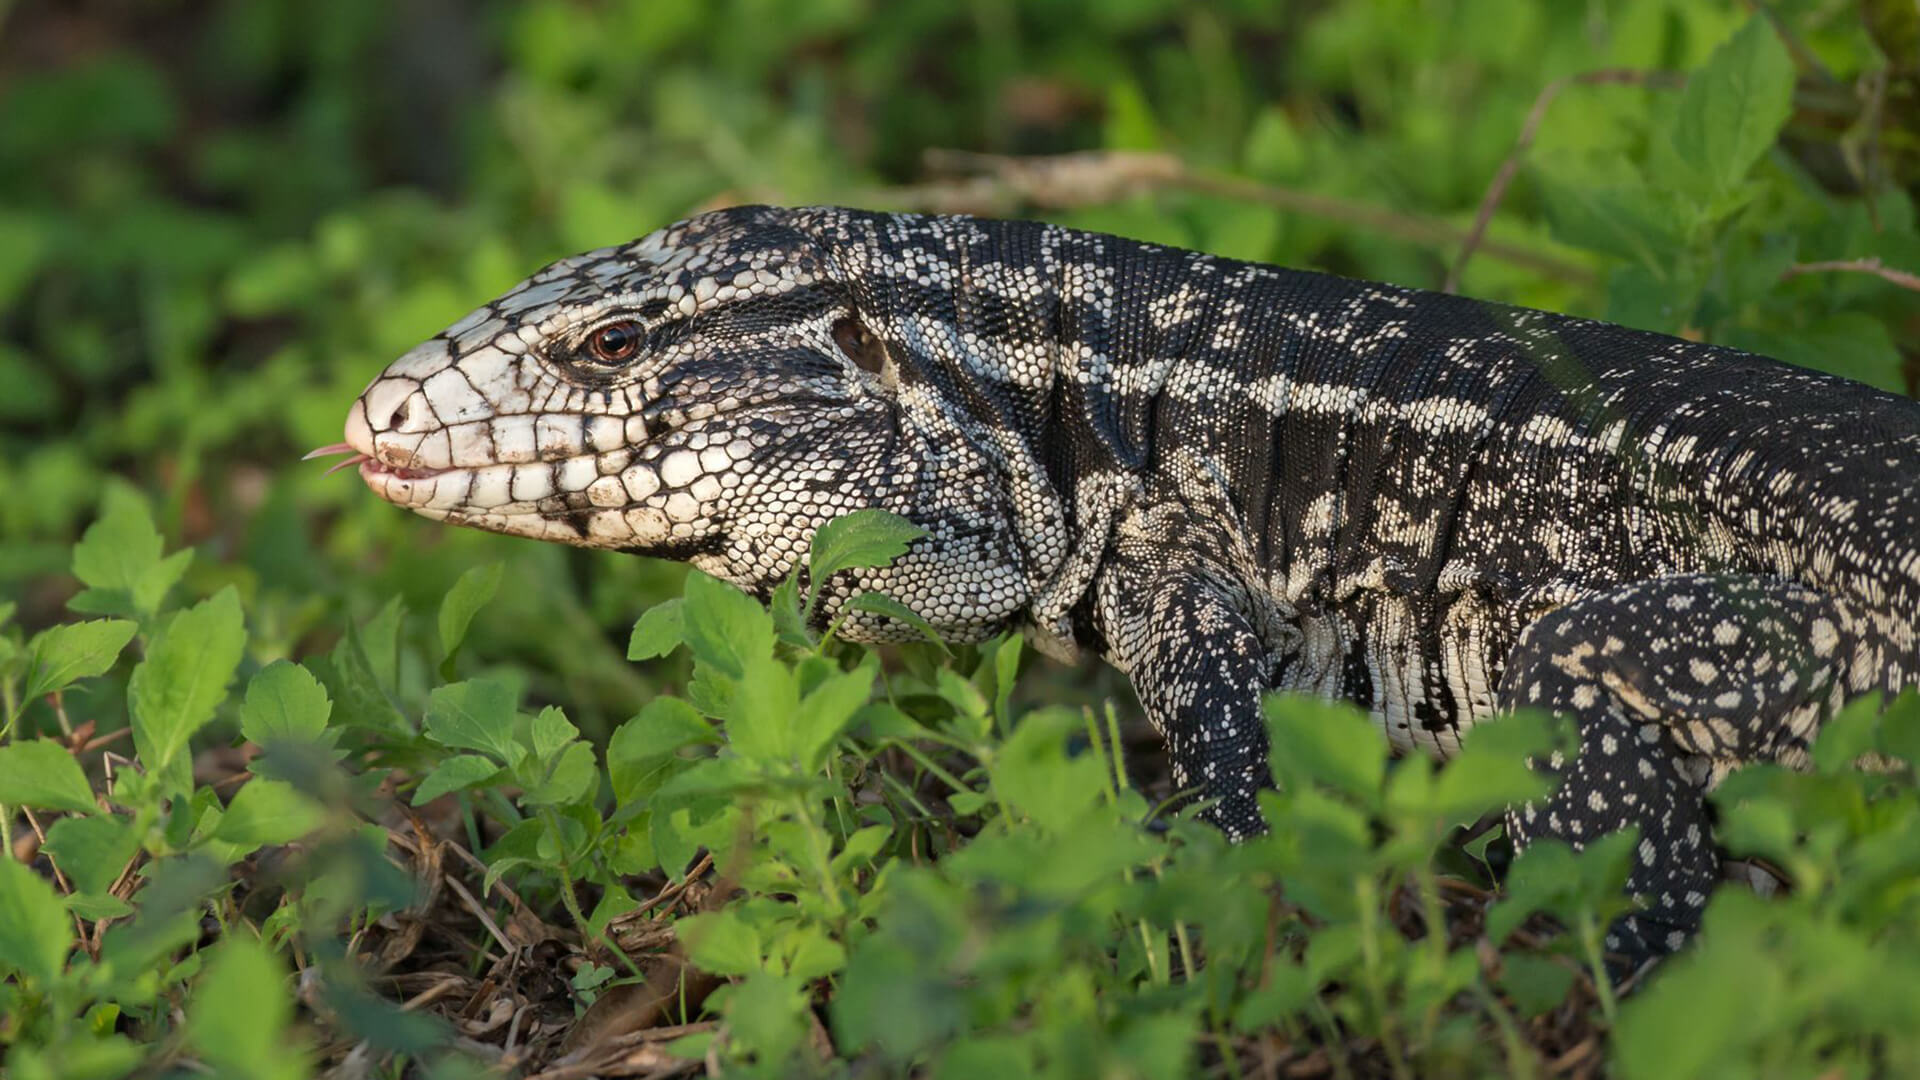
[[344, 205, 1920, 969]]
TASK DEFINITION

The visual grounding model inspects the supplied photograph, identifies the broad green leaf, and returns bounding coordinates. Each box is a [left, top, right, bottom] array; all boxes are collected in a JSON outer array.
[[676, 909, 762, 976], [1421, 710, 1568, 822], [1812, 692, 1884, 773], [522, 741, 598, 806], [411, 753, 502, 805], [23, 619, 137, 701], [990, 708, 1107, 832], [127, 587, 246, 791], [187, 938, 298, 1080], [1668, 16, 1794, 206], [808, 509, 926, 589], [424, 679, 524, 765], [0, 739, 97, 814], [210, 779, 327, 851], [1262, 693, 1385, 804], [727, 655, 797, 762], [682, 571, 773, 679], [0, 855, 71, 983], [1533, 166, 1679, 269], [847, 592, 949, 652], [437, 561, 503, 664], [627, 597, 686, 660], [239, 660, 332, 745], [69, 486, 191, 616], [44, 814, 139, 896], [794, 663, 876, 772], [530, 705, 578, 761], [608, 697, 719, 801]]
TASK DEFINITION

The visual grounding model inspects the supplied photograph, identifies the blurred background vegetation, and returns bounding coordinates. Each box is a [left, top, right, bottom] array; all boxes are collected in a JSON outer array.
[[4, 0, 1916, 743]]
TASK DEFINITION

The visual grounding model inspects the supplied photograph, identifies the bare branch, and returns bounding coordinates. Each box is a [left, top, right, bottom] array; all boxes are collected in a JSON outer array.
[[863, 149, 1597, 285], [1782, 257, 1920, 293], [1445, 69, 1683, 294]]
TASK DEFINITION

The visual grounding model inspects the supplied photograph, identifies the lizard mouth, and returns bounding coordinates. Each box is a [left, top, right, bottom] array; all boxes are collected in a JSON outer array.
[[302, 443, 449, 481]]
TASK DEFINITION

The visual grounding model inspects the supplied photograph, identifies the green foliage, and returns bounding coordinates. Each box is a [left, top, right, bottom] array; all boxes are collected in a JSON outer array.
[[3, 2, 1917, 1076]]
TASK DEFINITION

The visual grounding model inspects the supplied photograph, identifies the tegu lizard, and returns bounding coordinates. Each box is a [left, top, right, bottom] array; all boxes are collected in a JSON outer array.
[[324, 205, 1920, 971]]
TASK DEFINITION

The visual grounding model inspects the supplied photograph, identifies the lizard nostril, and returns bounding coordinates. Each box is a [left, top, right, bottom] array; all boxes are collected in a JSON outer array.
[[361, 377, 422, 433]]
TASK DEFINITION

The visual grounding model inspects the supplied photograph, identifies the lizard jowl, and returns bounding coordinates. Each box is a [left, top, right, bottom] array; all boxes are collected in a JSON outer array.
[[332, 205, 1920, 972]]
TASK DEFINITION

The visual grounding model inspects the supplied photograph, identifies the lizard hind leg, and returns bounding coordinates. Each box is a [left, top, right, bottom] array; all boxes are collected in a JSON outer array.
[[1496, 573, 1847, 975]]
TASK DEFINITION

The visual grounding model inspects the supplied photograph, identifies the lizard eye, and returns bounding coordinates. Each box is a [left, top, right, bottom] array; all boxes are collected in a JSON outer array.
[[832, 317, 888, 375], [584, 319, 645, 366]]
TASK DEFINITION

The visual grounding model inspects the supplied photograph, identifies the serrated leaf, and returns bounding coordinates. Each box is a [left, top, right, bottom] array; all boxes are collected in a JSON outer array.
[[682, 572, 773, 679], [210, 779, 326, 851], [23, 619, 137, 701], [530, 705, 578, 761], [609, 697, 720, 802], [847, 592, 949, 652], [187, 938, 297, 1080], [0, 739, 97, 814], [239, 660, 332, 745], [794, 663, 876, 772], [437, 561, 503, 665], [0, 855, 71, 982], [424, 679, 524, 765], [677, 909, 762, 976], [44, 814, 139, 896], [1262, 693, 1385, 804], [70, 486, 190, 616], [1669, 17, 1794, 206], [728, 655, 797, 762], [628, 598, 686, 660], [127, 588, 246, 792], [411, 753, 502, 805], [808, 509, 926, 590], [522, 742, 598, 806]]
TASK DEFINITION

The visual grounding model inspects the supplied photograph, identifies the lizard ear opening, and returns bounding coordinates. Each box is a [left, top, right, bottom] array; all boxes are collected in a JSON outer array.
[[831, 317, 889, 375]]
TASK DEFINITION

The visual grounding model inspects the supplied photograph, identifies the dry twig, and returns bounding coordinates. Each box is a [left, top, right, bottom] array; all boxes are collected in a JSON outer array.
[[1445, 69, 1683, 293]]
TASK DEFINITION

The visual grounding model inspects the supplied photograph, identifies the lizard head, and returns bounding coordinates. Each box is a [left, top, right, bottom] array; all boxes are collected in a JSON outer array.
[[339, 205, 1042, 641]]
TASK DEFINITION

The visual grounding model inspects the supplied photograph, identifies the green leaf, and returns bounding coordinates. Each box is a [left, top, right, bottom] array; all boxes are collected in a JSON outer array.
[[69, 485, 191, 616], [608, 697, 719, 801], [1262, 693, 1385, 804], [411, 754, 502, 805], [424, 679, 524, 765], [210, 779, 327, 851], [437, 561, 503, 665], [676, 909, 762, 976], [990, 708, 1107, 832], [627, 597, 686, 660], [1422, 710, 1567, 822], [794, 663, 876, 772], [682, 571, 773, 679], [0, 739, 97, 814], [530, 705, 578, 761], [727, 655, 797, 762], [23, 619, 137, 701], [0, 855, 71, 983], [44, 814, 139, 896], [1668, 16, 1794, 206], [127, 587, 246, 792], [808, 509, 926, 591], [847, 592, 949, 652], [1534, 167, 1679, 269], [239, 660, 332, 745], [522, 741, 598, 806], [187, 938, 298, 1080]]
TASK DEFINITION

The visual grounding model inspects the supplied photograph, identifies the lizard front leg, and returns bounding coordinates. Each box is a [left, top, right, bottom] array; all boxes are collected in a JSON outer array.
[[1499, 573, 1847, 973], [1093, 536, 1277, 840]]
